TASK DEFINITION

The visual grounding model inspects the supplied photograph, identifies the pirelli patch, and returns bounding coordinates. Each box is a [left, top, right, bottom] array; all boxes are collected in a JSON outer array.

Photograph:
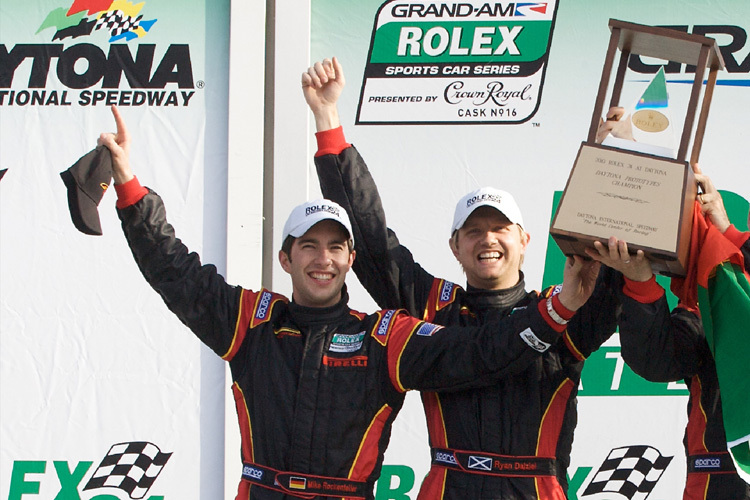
[[519, 327, 551, 352]]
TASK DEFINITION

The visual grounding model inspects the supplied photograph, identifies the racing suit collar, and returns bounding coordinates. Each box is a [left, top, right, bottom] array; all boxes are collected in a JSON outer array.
[[288, 285, 351, 325], [465, 272, 527, 312]]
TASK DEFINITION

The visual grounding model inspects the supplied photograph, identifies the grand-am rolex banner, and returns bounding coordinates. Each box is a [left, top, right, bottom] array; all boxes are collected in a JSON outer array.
[[357, 0, 558, 124], [1, 1, 228, 499], [309, 0, 750, 498]]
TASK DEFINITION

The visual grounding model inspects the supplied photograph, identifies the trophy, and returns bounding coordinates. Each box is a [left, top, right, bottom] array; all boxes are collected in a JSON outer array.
[[550, 19, 724, 276]]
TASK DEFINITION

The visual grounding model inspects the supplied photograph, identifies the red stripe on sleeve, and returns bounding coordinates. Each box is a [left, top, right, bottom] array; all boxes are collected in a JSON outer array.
[[222, 289, 258, 361], [536, 379, 575, 457], [348, 405, 393, 481], [232, 382, 254, 462], [387, 313, 419, 392], [686, 375, 709, 455]]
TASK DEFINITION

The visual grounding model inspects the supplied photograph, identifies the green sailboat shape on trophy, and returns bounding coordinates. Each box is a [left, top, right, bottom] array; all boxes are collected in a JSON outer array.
[[602, 66, 677, 158]]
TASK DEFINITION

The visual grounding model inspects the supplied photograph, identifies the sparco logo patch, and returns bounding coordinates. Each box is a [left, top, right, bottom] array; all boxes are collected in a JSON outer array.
[[694, 458, 722, 468], [439, 280, 455, 303], [434, 452, 458, 465], [243, 465, 264, 480], [357, 0, 559, 124], [255, 291, 273, 320], [375, 309, 397, 342]]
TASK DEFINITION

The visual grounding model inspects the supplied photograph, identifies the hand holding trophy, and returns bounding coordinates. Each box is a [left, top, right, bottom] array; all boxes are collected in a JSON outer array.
[[550, 19, 725, 276]]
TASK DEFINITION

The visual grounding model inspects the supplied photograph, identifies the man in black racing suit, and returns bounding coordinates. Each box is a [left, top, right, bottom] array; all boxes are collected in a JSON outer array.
[[594, 109, 750, 499], [304, 58, 619, 499], [587, 170, 750, 500], [99, 104, 602, 500]]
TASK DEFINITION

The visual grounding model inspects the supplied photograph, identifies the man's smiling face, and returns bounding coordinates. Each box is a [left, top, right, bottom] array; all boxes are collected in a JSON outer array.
[[449, 206, 529, 290], [279, 220, 355, 308]]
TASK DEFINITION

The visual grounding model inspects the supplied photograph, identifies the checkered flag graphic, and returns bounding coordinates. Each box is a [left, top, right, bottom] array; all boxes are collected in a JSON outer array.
[[83, 441, 172, 499], [583, 445, 672, 500], [95, 10, 143, 37]]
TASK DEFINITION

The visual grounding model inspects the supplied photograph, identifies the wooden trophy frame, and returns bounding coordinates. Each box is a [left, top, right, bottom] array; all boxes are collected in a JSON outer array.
[[550, 19, 725, 276]]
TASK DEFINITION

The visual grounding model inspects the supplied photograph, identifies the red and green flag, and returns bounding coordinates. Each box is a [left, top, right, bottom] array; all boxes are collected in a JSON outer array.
[[674, 202, 750, 483]]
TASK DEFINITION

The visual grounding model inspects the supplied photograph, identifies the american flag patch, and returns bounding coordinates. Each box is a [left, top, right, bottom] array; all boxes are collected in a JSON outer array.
[[416, 322, 443, 337]]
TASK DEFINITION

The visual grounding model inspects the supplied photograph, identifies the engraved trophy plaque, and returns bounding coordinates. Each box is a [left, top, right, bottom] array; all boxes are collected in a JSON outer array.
[[550, 19, 724, 276]]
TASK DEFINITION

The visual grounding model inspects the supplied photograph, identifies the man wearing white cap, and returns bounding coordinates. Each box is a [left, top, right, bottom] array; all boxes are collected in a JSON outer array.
[[305, 58, 618, 499], [98, 105, 602, 500]]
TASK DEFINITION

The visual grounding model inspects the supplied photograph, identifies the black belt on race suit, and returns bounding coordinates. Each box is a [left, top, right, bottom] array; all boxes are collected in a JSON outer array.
[[431, 447, 559, 477], [241, 462, 369, 499]]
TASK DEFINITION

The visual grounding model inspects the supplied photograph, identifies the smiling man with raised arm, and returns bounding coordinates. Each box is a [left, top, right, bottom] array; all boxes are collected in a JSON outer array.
[[305, 57, 619, 500], [98, 104, 601, 500]]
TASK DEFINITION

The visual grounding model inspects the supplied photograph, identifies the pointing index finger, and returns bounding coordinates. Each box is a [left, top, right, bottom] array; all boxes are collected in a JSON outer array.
[[111, 104, 130, 144]]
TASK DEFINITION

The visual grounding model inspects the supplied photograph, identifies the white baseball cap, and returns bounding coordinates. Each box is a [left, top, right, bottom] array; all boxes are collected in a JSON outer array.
[[282, 199, 354, 244], [451, 187, 524, 234]]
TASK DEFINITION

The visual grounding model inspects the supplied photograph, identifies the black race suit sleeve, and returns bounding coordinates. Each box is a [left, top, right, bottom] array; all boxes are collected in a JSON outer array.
[[316, 144, 619, 355], [117, 189, 242, 358], [386, 303, 566, 392], [316, 146, 436, 315], [616, 273, 706, 382], [562, 266, 619, 359]]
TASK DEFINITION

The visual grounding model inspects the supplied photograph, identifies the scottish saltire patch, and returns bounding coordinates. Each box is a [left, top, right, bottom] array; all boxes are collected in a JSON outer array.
[[357, 0, 559, 124]]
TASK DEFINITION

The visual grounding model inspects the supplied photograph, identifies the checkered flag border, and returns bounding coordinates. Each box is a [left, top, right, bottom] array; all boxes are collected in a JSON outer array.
[[83, 441, 172, 499], [583, 445, 672, 500], [95, 10, 143, 37]]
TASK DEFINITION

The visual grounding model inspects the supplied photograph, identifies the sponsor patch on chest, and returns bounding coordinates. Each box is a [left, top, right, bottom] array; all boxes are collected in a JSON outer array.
[[329, 332, 366, 353]]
